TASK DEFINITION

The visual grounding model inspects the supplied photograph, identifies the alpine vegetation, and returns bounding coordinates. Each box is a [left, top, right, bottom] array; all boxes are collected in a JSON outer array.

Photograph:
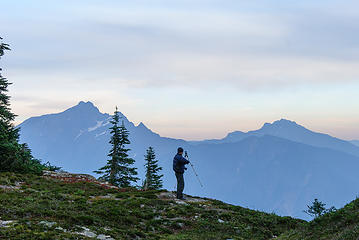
[[143, 147, 163, 190], [94, 107, 139, 187]]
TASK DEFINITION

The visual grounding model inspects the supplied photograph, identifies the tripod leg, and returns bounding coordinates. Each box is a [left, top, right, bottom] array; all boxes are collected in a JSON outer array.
[[190, 163, 203, 188]]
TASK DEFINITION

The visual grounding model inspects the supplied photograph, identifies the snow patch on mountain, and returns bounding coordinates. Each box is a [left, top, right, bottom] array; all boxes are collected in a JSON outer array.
[[75, 130, 85, 140], [95, 131, 107, 138], [88, 121, 104, 132]]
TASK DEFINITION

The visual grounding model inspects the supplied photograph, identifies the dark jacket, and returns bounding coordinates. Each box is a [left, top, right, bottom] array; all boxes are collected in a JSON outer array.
[[173, 154, 190, 174]]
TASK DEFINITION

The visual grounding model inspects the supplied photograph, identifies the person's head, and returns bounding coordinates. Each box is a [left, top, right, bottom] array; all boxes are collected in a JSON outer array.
[[177, 147, 184, 155]]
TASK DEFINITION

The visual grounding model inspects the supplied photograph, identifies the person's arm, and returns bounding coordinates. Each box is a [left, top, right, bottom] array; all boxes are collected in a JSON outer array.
[[180, 156, 190, 165]]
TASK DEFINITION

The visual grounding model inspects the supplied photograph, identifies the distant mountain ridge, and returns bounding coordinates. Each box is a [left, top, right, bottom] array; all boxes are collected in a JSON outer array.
[[351, 140, 359, 147], [191, 119, 359, 157], [18, 101, 359, 220], [19, 101, 167, 172]]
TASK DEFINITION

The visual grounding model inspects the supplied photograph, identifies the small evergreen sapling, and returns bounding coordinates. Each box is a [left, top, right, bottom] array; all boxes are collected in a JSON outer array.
[[304, 198, 336, 218], [143, 147, 163, 190], [95, 107, 139, 187]]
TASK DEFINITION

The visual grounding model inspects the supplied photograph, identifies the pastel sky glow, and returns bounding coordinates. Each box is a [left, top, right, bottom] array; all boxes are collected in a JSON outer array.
[[1, 0, 359, 140]]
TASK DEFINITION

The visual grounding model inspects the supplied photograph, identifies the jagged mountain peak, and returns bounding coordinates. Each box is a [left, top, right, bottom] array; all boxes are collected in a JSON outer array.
[[261, 119, 302, 129], [137, 122, 147, 128], [135, 121, 160, 137], [136, 121, 151, 132], [78, 100, 94, 106], [274, 118, 298, 125], [62, 101, 131, 123], [65, 101, 101, 114]]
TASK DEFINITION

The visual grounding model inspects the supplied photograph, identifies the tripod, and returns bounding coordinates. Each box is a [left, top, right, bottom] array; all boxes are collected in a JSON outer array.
[[185, 151, 203, 188]]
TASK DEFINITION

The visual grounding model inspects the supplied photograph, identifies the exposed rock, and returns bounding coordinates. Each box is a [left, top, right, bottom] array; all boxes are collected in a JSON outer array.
[[218, 219, 225, 223], [168, 217, 185, 221], [73, 226, 114, 239], [0, 182, 24, 191], [39, 221, 57, 228], [175, 200, 189, 205], [157, 192, 208, 204], [157, 191, 176, 199], [177, 222, 184, 228], [0, 220, 16, 228], [97, 234, 115, 240], [186, 197, 208, 203], [89, 194, 121, 201], [75, 227, 97, 238], [55, 226, 67, 232]]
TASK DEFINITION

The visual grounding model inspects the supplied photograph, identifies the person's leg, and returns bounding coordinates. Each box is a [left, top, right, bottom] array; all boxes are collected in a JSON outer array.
[[176, 172, 184, 199], [175, 172, 181, 199]]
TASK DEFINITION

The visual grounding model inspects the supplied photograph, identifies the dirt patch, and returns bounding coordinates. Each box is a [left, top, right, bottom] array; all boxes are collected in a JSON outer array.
[[0, 182, 24, 191], [157, 191, 208, 204], [42, 171, 119, 190]]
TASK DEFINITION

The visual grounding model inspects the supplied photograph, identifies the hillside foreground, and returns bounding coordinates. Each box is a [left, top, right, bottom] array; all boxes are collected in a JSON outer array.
[[0, 172, 357, 240]]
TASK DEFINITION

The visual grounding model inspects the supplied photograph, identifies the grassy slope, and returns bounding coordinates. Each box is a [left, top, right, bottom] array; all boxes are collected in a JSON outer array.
[[278, 198, 359, 240], [0, 172, 303, 240]]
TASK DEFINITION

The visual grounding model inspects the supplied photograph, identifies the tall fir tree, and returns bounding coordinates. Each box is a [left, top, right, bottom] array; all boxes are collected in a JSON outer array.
[[0, 37, 28, 171], [0, 37, 59, 174], [143, 147, 163, 190], [95, 107, 139, 187]]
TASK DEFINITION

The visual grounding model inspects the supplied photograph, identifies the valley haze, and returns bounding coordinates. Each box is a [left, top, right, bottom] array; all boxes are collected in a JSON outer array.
[[18, 101, 359, 220]]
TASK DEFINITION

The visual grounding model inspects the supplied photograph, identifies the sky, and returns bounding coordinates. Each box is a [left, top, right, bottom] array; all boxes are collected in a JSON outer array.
[[1, 0, 359, 140]]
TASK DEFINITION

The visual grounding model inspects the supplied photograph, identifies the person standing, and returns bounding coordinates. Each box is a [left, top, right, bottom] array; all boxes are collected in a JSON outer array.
[[173, 147, 190, 200]]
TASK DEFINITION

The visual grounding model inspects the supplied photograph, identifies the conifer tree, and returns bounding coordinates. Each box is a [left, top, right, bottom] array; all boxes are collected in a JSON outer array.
[[0, 37, 27, 171], [95, 107, 139, 187], [304, 198, 336, 218], [0, 37, 50, 173], [0, 37, 17, 170], [143, 147, 163, 190], [0, 39, 17, 138]]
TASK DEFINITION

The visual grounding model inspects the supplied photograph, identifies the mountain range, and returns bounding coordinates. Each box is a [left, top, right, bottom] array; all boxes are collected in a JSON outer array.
[[18, 101, 359, 219], [191, 119, 359, 157]]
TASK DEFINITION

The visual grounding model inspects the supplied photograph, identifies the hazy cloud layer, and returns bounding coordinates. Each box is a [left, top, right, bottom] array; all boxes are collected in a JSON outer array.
[[3, 0, 359, 88], [1, 0, 359, 139]]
